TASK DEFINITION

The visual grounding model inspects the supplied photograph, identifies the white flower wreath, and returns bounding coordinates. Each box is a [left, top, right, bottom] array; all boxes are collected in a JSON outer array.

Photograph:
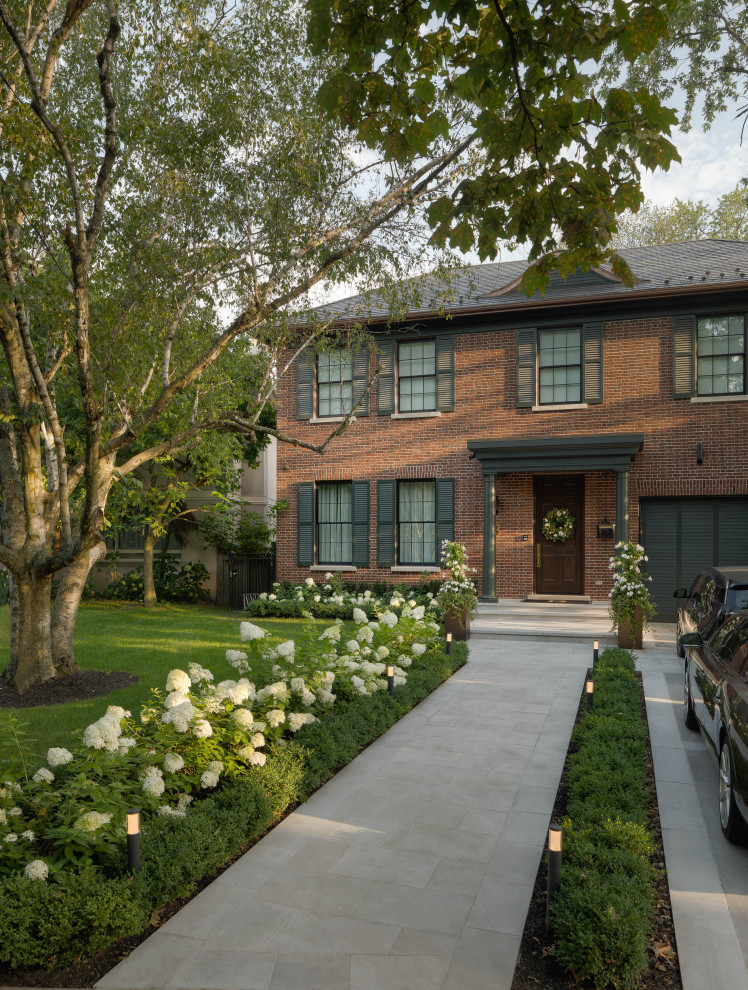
[[542, 507, 575, 543]]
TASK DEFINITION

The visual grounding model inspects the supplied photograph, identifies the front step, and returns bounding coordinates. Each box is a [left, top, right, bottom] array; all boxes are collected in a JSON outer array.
[[472, 598, 613, 643], [524, 593, 592, 604]]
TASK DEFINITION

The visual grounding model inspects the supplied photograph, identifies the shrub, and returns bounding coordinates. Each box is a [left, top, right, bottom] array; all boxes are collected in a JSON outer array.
[[103, 558, 209, 603]]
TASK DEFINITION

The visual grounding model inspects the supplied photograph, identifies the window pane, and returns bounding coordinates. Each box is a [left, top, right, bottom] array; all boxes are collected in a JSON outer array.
[[318, 484, 353, 564], [398, 481, 436, 564], [537, 328, 582, 405], [399, 341, 436, 412], [698, 315, 745, 395], [318, 350, 353, 416]]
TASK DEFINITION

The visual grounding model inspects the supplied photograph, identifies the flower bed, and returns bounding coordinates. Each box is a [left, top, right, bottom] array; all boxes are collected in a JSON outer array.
[[244, 573, 442, 621], [0, 605, 465, 973]]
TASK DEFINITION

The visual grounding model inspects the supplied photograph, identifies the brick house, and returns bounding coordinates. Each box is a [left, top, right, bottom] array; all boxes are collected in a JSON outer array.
[[276, 240, 748, 620]]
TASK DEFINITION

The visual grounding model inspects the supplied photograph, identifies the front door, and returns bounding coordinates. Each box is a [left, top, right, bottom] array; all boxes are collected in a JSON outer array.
[[534, 475, 584, 595]]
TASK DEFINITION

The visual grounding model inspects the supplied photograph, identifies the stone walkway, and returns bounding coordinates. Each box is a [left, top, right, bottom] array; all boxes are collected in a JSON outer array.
[[97, 639, 589, 990]]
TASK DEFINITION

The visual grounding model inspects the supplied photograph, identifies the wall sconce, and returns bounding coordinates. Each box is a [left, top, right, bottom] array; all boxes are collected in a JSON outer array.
[[696, 443, 703, 465], [597, 518, 614, 538]]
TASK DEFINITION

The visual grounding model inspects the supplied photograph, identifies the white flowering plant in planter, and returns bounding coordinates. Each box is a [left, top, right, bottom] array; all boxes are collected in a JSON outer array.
[[608, 541, 656, 632], [437, 541, 478, 626], [0, 603, 441, 881]]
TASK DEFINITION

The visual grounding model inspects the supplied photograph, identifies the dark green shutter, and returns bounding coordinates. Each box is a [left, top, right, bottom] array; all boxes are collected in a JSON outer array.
[[673, 314, 696, 398], [436, 335, 455, 411], [377, 339, 395, 414], [297, 483, 314, 566], [516, 328, 537, 407], [582, 322, 604, 404], [435, 478, 455, 561], [352, 481, 370, 566], [296, 349, 314, 419], [352, 347, 370, 417], [377, 480, 396, 565]]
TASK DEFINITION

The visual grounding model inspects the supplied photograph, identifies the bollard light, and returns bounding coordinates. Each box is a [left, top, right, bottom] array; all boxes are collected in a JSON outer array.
[[593, 640, 599, 669], [446, 632, 452, 655], [546, 824, 563, 935], [127, 808, 141, 873], [586, 678, 594, 711], [387, 664, 394, 697]]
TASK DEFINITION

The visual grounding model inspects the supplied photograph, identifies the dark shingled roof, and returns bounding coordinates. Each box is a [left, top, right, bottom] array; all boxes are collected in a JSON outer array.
[[314, 240, 748, 324]]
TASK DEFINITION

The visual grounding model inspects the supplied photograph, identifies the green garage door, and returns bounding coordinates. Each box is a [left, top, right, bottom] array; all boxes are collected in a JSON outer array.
[[640, 498, 748, 621]]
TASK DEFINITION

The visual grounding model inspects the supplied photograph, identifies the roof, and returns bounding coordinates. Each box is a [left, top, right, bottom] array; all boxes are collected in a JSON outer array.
[[315, 240, 748, 325], [705, 567, 748, 587]]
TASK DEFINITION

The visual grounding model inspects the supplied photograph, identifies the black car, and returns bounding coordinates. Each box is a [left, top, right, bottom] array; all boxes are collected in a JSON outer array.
[[673, 567, 748, 657], [682, 610, 748, 843]]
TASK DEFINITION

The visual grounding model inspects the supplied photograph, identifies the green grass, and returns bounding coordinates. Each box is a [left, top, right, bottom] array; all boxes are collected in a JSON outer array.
[[0, 602, 353, 760]]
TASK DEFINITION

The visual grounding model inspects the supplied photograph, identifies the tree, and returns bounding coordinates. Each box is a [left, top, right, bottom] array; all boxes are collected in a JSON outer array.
[[597, 1, 748, 132], [307, 0, 680, 289], [0, 0, 678, 693], [611, 181, 748, 247]]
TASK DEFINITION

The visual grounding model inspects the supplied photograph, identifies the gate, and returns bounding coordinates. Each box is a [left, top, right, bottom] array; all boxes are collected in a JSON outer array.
[[217, 554, 275, 611]]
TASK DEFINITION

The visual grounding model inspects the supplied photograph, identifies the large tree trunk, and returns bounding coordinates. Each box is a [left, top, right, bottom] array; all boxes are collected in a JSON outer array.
[[51, 540, 107, 673], [2, 573, 55, 694], [143, 531, 158, 607]]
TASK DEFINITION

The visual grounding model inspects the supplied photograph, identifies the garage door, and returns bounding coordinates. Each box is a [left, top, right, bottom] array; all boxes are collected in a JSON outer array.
[[640, 498, 748, 621]]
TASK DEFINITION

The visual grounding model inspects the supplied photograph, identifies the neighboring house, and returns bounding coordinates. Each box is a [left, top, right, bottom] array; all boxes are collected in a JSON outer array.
[[275, 240, 748, 621], [93, 440, 277, 601]]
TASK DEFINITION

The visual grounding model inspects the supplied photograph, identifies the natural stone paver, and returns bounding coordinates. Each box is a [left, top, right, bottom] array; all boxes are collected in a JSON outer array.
[[97, 639, 587, 990]]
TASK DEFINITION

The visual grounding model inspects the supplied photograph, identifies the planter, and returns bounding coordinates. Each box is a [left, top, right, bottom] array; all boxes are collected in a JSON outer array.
[[617, 604, 643, 649], [444, 606, 470, 641]]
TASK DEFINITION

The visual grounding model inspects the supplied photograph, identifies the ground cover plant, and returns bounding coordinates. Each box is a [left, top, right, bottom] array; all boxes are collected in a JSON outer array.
[[244, 572, 442, 621], [551, 647, 659, 989], [0, 604, 355, 754], [0, 603, 465, 973]]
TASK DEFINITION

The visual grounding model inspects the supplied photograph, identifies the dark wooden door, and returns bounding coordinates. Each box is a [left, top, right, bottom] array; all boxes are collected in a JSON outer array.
[[534, 476, 584, 595]]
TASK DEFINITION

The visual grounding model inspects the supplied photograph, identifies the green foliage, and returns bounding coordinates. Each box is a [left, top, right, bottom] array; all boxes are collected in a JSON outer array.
[[244, 577, 441, 622], [437, 542, 478, 623], [199, 498, 286, 556], [551, 647, 657, 989], [308, 0, 680, 283], [609, 542, 656, 632], [102, 559, 210, 603]]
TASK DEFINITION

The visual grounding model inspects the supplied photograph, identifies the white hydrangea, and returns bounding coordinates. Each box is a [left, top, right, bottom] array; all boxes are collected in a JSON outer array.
[[319, 625, 341, 642], [164, 689, 189, 710], [75, 811, 112, 831], [143, 774, 166, 798], [158, 805, 186, 818], [240, 621, 266, 641], [165, 669, 192, 694], [208, 760, 224, 774], [288, 712, 317, 732], [369, 621, 380, 631], [305, 576, 315, 586], [232, 708, 254, 729], [314, 595, 321, 602], [24, 859, 48, 881], [346, 639, 360, 653], [352, 607, 368, 624], [357, 625, 374, 644], [177, 793, 193, 811], [21, 830, 35, 840], [9, 806, 21, 817], [411, 605, 425, 620], [118, 737, 137, 755], [201, 770, 220, 789], [411, 643, 427, 656], [107, 705, 131, 720], [192, 719, 213, 739], [267, 709, 286, 728], [0, 810, 6, 825], [253, 720, 266, 733], [290, 676, 305, 693], [251, 732, 266, 748], [162, 699, 195, 732], [4, 833, 17, 842], [163, 753, 185, 773], [250, 751, 266, 766], [32, 767, 54, 784], [268, 593, 277, 600], [376, 646, 390, 659], [215, 679, 252, 705], [301, 688, 316, 707], [46, 747, 73, 767], [381, 612, 398, 628], [83, 710, 124, 752], [276, 640, 295, 658], [202, 695, 223, 714], [189, 663, 214, 683], [398, 653, 413, 668], [237, 745, 255, 760]]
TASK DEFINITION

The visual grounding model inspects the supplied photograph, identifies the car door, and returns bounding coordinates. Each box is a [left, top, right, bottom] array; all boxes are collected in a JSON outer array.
[[697, 615, 744, 752], [724, 621, 748, 818]]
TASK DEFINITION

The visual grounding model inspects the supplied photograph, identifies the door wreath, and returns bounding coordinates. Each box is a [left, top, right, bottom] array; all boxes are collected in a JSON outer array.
[[542, 507, 575, 543]]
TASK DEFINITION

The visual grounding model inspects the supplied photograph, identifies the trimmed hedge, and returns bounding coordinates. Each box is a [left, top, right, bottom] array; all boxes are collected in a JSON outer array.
[[551, 647, 657, 990], [0, 643, 467, 971]]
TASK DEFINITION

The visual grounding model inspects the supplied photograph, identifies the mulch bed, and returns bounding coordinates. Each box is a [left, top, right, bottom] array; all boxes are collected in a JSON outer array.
[[511, 669, 682, 990], [0, 670, 137, 709]]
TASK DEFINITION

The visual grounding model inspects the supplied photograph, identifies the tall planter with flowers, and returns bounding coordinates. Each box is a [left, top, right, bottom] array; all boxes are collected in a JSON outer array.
[[437, 540, 478, 641], [609, 541, 656, 649]]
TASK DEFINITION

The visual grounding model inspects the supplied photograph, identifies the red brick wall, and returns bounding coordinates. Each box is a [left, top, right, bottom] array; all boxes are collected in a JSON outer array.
[[275, 315, 748, 600]]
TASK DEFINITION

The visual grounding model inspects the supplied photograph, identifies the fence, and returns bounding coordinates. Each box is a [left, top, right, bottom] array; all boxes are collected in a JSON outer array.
[[216, 554, 275, 611]]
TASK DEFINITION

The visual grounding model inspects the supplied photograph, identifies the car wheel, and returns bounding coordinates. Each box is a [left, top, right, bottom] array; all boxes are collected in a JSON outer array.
[[719, 739, 748, 844], [683, 665, 698, 730]]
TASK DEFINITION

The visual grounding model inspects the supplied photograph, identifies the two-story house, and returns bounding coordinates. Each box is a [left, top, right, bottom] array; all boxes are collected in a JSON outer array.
[[276, 241, 748, 620]]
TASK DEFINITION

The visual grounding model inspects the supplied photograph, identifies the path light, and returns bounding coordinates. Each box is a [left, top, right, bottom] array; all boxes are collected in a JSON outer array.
[[586, 678, 594, 712], [127, 808, 141, 873], [593, 640, 599, 669], [387, 664, 394, 697], [546, 824, 563, 935], [446, 632, 452, 655]]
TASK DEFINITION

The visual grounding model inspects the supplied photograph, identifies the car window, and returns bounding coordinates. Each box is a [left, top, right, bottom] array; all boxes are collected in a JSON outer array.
[[723, 621, 748, 676], [689, 574, 706, 597], [712, 613, 744, 650], [695, 577, 718, 626], [728, 586, 748, 611]]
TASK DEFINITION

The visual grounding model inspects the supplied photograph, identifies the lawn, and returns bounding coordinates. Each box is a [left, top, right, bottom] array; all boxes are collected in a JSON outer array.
[[0, 602, 352, 762]]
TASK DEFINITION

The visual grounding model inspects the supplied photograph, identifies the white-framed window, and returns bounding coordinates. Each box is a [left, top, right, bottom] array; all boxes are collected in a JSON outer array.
[[316, 482, 353, 564], [317, 350, 353, 417], [398, 340, 437, 412], [538, 328, 582, 404]]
